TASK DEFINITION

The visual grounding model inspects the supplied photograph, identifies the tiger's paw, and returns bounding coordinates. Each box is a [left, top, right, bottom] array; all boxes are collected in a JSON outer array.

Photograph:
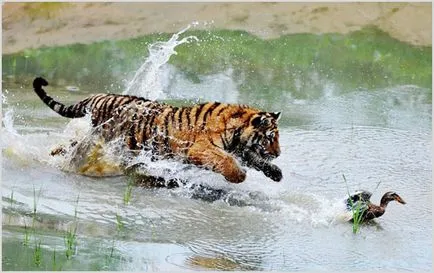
[[50, 146, 67, 156], [263, 164, 282, 182]]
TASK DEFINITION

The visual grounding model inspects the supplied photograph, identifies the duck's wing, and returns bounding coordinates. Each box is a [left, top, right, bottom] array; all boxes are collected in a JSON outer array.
[[345, 190, 372, 210]]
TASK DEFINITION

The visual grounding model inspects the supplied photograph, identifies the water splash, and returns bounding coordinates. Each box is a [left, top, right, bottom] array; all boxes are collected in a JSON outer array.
[[1, 108, 43, 164], [2, 89, 9, 104], [123, 24, 199, 99], [2, 108, 18, 136]]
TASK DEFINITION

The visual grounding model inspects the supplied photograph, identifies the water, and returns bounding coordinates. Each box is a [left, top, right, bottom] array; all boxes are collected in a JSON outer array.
[[123, 24, 199, 99], [2, 27, 432, 271]]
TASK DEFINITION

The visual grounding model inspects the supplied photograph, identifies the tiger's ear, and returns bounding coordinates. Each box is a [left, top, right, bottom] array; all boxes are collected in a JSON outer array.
[[270, 112, 281, 121]]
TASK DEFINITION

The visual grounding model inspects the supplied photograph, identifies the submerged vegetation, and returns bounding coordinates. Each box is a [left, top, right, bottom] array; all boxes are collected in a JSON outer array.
[[33, 239, 42, 267], [23, 223, 31, 246], [2, 26, 431, 102], [65, 195, 79, 260], [3, 193, 87, 270], [123, 178, 134, 205]]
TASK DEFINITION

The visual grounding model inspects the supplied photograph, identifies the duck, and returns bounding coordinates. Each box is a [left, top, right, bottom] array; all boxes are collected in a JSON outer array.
[[344, 190, 406, 222]]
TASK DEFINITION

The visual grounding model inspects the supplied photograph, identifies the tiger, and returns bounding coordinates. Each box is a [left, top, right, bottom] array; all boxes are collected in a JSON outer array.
[[33, 77, 282, 183]]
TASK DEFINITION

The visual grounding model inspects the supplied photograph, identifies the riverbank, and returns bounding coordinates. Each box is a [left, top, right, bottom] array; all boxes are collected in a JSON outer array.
[[2, 2, 432, 54]]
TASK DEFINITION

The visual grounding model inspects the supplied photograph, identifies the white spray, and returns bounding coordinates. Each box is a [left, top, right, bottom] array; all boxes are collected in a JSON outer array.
[[123, 24, 199, 99]]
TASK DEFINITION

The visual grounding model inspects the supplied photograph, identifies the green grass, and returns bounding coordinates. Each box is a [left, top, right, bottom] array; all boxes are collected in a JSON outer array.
[[23, 223, 31, 246], [25, 186, 44, 266], [2, 26, 431, 103], [342, 174, 366, 234], [115, 212, 124, 232], [123, 178, 134, 205], [17, 186, 80, 268], [108, 212, 122, 262], [65, 195, 80, 260], [64, 229, 76, 260], [22, 186, 42, 246], [52, 248, 58, 271], [32, 186, 42, 228], [350, 197, 365, 234], [106, 210, 124, 264], [10, 189, 14, 207], [7, 189, 15, 225], [4, 190, 125, 270], [33, 239, 42, 267], [109, 239, 115, 259]]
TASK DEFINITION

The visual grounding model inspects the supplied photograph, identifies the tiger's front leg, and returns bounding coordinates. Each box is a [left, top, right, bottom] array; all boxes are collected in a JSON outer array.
[[187, 139, 246, 183], [241, 149, 282, 182]]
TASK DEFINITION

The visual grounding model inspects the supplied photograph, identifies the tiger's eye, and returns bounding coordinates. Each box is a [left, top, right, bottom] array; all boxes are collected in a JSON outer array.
[[266, 131, 275, 139]]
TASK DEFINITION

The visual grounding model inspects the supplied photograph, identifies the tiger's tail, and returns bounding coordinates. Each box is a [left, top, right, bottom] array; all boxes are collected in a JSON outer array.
[[33, 77, 86, 118]]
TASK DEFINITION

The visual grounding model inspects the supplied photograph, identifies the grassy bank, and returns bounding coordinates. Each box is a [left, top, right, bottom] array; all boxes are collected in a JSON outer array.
[[2, 26, 431, 99]]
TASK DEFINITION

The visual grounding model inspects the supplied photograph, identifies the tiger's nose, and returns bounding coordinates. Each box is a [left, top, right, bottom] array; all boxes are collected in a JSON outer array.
[[275, 148, 281, 157], [269, 146, 280, 158]]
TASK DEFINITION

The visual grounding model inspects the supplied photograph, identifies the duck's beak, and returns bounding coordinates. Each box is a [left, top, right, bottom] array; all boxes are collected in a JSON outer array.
[[394, 195, 406, 204]]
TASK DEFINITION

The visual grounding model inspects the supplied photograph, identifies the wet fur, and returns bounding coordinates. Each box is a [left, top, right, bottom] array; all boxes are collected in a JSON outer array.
[[33, 77, 282, 183]]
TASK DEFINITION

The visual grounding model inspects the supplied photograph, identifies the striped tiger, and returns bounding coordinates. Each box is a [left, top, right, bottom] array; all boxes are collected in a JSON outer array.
[[33, 77, 282, 183]]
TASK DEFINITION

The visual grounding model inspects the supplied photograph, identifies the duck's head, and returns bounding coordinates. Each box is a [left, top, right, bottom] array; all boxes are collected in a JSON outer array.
[[380, 192, 406, 207]]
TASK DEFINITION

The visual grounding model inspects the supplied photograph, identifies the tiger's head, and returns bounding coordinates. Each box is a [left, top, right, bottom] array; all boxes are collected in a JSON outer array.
[[239, 111, 281, 161]]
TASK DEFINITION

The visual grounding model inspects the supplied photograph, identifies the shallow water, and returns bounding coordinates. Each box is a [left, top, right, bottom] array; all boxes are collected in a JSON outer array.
[[2, 28, 432, 271]]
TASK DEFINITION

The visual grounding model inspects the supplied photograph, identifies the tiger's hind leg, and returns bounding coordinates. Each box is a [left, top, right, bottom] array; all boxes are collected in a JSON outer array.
[[124, 162, 185, 189], [187, 139, 246, 183]]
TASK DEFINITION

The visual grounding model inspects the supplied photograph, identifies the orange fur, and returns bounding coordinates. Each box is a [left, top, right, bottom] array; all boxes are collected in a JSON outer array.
[[34, 77, 282, 183]]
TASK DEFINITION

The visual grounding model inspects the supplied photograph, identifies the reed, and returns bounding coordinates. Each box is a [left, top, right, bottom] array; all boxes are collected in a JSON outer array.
[[342, 174, 365, 234], [23, 222, 31, 246], [123, 178, 134, 205], [10, 189, 14, 207], [109, 209, 124, 261], [116, 212, 124, 232], [32, 186, 40, 229], [109, 238, 115, 259], [52, 248, 57, 270], [65, 194, 79, 260], [33, 239, 42, 267], [23, 186, 42, 246], [8, 189, 15, 225], [64, 230, 76, 260]]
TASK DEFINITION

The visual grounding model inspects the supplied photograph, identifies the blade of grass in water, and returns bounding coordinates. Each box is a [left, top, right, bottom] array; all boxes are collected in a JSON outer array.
[[65, 194, 80, 260], [123, 177, 134, 205], [33, 239, 42, 267], [342, 174, 365, 234]]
